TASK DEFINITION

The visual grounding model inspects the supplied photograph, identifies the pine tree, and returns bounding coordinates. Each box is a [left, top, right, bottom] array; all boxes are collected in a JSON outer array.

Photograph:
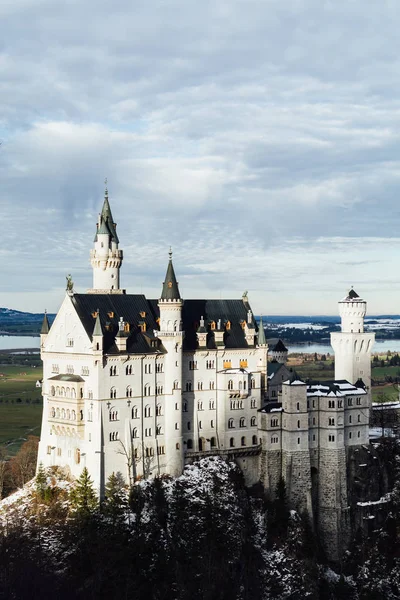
[[103, 471, 127, 522], [35, 462, 47, 500], [70, 467, 98, 516]]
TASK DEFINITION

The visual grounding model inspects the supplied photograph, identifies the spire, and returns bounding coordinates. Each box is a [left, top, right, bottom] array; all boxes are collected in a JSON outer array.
[[40, 310, 50, 334], [258, 315, 266, 346], [93, 310, 103, 336], [94, 180, 119, 244], [160, 248, 181, 300]]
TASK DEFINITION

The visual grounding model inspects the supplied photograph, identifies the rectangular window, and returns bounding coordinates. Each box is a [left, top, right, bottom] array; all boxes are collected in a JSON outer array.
[[57, 448, 62, 457], [47, 445, 52, 455], [356, 398, 361, 405], [297, 437, 300, 445]]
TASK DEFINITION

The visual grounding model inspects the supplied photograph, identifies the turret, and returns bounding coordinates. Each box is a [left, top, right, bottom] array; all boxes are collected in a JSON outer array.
[[157, 249, 184, 476], [270, 339, 288, 364], [331, 288, 375, 388], [88, 182, 124, 294], [92, 310, 103, 354], [40, 310, 50, 354]]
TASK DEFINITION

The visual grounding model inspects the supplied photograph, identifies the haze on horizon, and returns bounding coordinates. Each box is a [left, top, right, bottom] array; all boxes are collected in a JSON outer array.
[[1, 0, 400, 317]]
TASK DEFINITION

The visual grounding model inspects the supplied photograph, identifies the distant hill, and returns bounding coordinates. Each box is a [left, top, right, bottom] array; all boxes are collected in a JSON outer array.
[[0, 308, 55, 335]]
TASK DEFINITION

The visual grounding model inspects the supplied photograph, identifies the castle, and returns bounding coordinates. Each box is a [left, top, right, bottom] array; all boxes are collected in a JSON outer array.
[[37, 188, 375, 560]]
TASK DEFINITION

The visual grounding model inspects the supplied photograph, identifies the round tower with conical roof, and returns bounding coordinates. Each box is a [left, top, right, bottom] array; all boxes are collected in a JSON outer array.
[[330, 288, 375, 388], [89, 183, 124, 293]]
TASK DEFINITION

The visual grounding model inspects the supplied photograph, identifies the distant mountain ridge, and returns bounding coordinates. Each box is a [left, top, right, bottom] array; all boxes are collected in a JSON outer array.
[[0, 308, 55, 335]]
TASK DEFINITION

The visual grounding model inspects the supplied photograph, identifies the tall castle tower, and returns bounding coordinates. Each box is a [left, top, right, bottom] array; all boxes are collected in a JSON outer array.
[[88, 183, 124, 294], [157, 250, 184, 476], [330, 288, 375, 389]]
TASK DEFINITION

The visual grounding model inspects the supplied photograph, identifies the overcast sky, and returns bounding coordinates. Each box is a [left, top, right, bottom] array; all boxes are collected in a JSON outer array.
[[1, 0, 400, 316]]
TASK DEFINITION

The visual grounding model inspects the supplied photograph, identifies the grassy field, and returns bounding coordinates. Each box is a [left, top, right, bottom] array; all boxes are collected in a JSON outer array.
[[0, 365, 43, 456]]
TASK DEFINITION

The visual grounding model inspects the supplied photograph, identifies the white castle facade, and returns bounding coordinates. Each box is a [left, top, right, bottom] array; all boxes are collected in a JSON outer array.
[[37, 189, 375, 559]]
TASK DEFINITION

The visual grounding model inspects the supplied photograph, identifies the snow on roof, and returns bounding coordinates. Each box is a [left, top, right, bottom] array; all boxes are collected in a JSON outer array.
[[306, 379, 367, 398]]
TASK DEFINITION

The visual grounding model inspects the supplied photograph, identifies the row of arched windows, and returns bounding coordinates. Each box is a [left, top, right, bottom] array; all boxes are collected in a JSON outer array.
[[228, 417, 256, 428], [50, 386, 79, 399], [50, 407, 77, 421], [229, 435, 257, 447]]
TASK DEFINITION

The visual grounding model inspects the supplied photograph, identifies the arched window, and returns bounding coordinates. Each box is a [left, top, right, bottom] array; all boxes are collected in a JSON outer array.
[[239, 417, 245, 427], [239, 381, 242, 390], [252, 435, 257, 445], [198, 381, 203, 390], [132, 406, 138, 419], [251, 379, 255, 389], [156, 404, 162, 416], [173, 380, 179, 390], [228, 380, 234, 390], [51, 407, 55, 418], [126, 386, 132, 398], [198, 401, 203, 411], [144, 384, 151, 397], [183, 402, 188, 412], [228, 418, 234, 429], [251, 416, 256, 426], [209, 400, 215, 409], [51, 386, 55, 397], [144, 405, 151, 418], [187, 439, 193, 449], [210, 437, 216, 447], [61, 408, 66, 419], [56, 408, 60, 418], [132, 428, 138, 438], [156, 425, 162, 435], [243, 380, 246, 390], [230, 437, 235, 448], [66, 409, 71, 420], [186, 382, 192, 392], [187, 421, 191, 430], [71, 410, 76, 420], [241, 436, 246, 446], [251, 398, 257, 408]]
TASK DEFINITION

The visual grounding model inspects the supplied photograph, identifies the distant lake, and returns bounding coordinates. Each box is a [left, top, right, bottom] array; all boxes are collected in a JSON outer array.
[[288, 340, 400, 355], [0, 335, 40, 351]]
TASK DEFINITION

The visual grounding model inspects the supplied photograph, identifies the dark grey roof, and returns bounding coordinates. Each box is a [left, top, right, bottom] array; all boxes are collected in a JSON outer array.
[[41, 312, 50, 334], [348, 288, 359, 299], [94, 194, 119, 244], [181, 299, 254, 351], [72, 294, 255, 354], [160, 257, 181, 300], [72, 294, 162, 355], [268, 361, 289, 377], [272, 339, 288, 352], [260, 401, 282, 413]]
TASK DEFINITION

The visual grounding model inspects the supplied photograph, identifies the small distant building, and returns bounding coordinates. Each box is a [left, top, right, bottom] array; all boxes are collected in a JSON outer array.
[[270, 339, 288, 364], [35, 379, 43, 388]]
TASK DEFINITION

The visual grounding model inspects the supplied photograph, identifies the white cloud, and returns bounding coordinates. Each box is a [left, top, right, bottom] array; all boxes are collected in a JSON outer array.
[[2, 0, 400, 314]]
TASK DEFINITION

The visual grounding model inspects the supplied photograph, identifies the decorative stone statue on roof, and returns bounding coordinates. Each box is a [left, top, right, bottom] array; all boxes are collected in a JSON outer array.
[[66, 274, 74, 295]]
